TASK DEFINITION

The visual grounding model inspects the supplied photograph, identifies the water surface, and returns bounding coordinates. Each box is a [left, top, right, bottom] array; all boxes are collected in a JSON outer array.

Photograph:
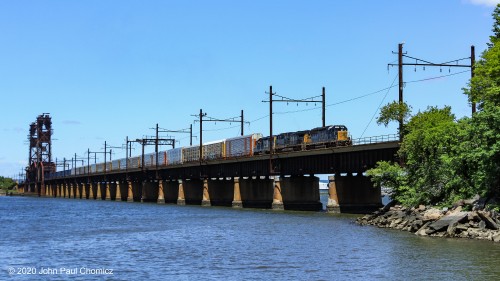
[[1, 196, 499, 280]]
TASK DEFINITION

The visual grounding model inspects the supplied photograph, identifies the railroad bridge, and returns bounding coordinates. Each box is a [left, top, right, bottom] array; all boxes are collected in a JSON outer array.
[[31, 135, 399, 213]]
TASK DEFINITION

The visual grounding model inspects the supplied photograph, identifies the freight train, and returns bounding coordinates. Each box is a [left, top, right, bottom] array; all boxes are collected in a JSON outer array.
[[47, 125, 350, 178]]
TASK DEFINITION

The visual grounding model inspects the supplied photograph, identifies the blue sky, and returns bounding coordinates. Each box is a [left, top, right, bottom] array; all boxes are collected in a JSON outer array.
[[0, 0, 498, 178]]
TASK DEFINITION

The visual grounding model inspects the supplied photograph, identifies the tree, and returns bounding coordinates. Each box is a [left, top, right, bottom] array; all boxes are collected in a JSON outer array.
[[368, 5, 500, 207], [369, 106, 461, 206], [488, 4, 500, 47], [461, 3, 500, 200], [376, 101, 412, 133], [0, 176, 17, 190]]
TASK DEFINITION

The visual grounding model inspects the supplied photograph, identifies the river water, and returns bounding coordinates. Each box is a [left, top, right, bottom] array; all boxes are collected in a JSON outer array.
[[1, 195, 500, 280]]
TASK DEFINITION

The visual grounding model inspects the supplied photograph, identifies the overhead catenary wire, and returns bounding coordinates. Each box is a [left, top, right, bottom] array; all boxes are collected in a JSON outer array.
[[360, 74, 398, 138], [199, 69, 470, 132]]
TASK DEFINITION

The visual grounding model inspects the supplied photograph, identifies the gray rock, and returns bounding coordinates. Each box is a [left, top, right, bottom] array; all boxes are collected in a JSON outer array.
[[456, 224, 469, 231], [479, 220, 487, 230], [477, 211, 499, 230], [464, 194, 481, 205], [427, 212, 469, 234], [468, 212, 480, 222], [447, 221, 459, 236], [493, 233, 500, 243], [411, 220, 424, 232], [416, 222, 432, 236]]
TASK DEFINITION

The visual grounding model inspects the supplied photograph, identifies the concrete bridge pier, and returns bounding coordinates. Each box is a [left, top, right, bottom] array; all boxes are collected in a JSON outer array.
[[89, 182, 96, 199], [204, 178, 233, 207], [232, 178, 243, 208], [333, 173, 382, 213], [64, 183, 69, 198], [126, 181, 134, 202], [177, 180, 185, 205], [82, 183, 88, 199], [76, 183, 81, 199], [40, 183, 46, 197], [63, 183, 68, 198], [73, 183, 78, 199], [272, 177, 284, 210], [97, 182, 103, 200], [105, 182, 112, 200], [283, 175, 322, 211], [115, 182, 123, 201], [131, 181, 142, 202], [183, 179, 203, 205], [157, 180, 165, 204], [239, 176, 273, 209], [163, 180, 179, 204], [142, 181, 159, 203], [202, 179, 211, 207], [106, 182, 116, 201], [326, 176, 340, 213], [60, 183, 64, 198]]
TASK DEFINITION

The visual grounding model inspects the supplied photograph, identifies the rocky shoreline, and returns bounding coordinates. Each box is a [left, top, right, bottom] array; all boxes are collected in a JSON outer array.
[[356, 198, 500, 242]]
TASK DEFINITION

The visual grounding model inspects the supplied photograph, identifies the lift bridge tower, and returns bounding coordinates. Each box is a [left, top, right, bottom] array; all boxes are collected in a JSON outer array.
[[26, 113, 55, 195]]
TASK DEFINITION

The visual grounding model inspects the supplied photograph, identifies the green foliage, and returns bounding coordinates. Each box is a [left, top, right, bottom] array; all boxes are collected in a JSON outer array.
[[461, 4, 500, 200], [399, 106, 460, 205], [0, 176, 17, 190], [489, 4, 500, 46], [376, 101, 412, 129], [367, 161, 414, 205], [451, 104, 500, 199], [370, 6, 500, 207]]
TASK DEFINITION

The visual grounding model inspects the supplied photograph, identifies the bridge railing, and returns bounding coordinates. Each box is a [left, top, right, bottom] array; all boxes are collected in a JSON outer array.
[[352, 134, 399, 145]]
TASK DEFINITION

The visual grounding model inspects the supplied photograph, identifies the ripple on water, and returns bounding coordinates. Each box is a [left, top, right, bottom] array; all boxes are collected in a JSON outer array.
[[1, 196, 500, 280]]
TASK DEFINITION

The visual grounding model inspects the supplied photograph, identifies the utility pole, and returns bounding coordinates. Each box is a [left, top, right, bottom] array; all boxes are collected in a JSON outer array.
[[269, 85, 273, 174], [471, 45, 476, 114], [157, 125, 194, 147], [199, 109, 204, 163], [322, 87, 326, 127], [389, 44, 475, 141], [398, 43, 404, 142], [241, 110, 244, 136], [263, 85, 326, 174], [192, 109, 248, 162]]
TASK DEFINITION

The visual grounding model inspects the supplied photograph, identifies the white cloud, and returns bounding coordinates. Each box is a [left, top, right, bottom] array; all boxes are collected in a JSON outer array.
[[465, 0, 500, 7]]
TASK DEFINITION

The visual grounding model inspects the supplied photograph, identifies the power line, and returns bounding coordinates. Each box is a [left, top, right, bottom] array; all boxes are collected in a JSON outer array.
[[405, 69, 470, 84], [192, 69, 470, 133], [360, 74, 398, 138]]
